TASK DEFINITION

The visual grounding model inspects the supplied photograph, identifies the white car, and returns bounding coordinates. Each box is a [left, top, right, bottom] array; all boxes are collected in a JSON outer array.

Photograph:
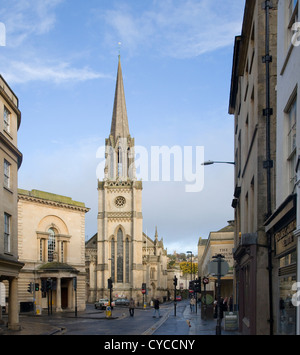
[[95, 298, 115, 310]]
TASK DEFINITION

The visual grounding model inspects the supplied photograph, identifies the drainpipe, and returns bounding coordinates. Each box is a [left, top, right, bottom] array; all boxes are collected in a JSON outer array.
[[262, 0, 274, 335]]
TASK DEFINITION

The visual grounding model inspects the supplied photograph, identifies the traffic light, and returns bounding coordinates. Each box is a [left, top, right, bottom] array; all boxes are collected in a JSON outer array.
[[52, 279, 57, 291], [194, 278, 201, 293], [41, 279, 47, 293], [35, 283, 39, 292], [108, 278, 113, 289], [142, 283, 146, 294], [189, 280, 195, 291], [46, 279, 52, 291], [173, 276, 178, 287], [27, 282, 33, 293]]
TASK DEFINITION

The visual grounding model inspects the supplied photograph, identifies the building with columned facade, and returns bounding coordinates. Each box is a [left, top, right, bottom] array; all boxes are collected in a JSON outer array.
[[17, 189, 89, 313]]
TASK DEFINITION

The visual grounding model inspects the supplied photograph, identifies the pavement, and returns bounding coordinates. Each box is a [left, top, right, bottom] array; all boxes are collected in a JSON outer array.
[[0, 301, 240, 336], [151, 302, 240, 336], [0, 306, 128, 335]]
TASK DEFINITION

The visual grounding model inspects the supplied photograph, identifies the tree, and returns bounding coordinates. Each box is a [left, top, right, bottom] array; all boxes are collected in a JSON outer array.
[[179, 262, 198, 275]]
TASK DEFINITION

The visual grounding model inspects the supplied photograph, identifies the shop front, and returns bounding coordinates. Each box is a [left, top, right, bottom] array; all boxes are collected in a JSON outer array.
[[265, 194, 297, 335]]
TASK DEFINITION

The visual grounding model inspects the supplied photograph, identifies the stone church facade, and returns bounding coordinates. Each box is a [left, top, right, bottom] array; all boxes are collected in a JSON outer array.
[[86, 57, 169, 304]]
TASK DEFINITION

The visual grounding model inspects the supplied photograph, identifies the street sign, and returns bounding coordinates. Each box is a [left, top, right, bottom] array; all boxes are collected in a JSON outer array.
[[203, 277, 209, 284], [208, 259, 229, 277]]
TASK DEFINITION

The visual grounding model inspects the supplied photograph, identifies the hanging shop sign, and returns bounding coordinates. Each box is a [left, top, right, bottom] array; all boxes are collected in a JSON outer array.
[[274, 220, 296, 257]]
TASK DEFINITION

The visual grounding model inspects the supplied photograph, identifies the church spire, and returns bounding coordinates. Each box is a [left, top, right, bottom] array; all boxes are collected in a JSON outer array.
[[110, 56, 130, 139], [104, 56, 136, 182]]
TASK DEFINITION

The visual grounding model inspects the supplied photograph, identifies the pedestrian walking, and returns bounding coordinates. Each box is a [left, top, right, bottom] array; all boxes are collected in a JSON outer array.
[[129, 298, 135, 317], [153, 298, 161, 318], [190, 296, 196, 313]]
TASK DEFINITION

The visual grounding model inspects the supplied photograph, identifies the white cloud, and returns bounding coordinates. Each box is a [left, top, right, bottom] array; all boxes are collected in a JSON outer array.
[[1, 0, 64, 47], [102, 0, 243, 58], [1, 60, 109, 84], [0, 0, 109, 85]]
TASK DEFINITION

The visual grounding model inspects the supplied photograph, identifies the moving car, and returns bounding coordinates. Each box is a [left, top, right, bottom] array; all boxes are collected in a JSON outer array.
[[94, 298, 115, 310], [176, 295, 182, 301], [115, 298, 130, 306]]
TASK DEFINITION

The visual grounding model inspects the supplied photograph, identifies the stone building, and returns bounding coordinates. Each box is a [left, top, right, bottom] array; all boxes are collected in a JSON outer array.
[[265, 0, 300, 335], [87, 56, 169, 304], [0, 75, 23, 330], [229, 0, 278, 335], [86, 228, 169, 304], [198, 222, 234, 300], [17, 189, 89, 313]]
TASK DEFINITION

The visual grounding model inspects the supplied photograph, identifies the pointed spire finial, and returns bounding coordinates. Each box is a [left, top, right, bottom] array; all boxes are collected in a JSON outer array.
[[110, 53, 130, 139]]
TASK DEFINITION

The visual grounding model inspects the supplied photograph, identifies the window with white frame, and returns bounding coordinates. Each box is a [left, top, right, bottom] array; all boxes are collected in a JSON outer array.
[[4, 213, 11, 253], [4, 159, 11, 189], [287, 97, 297, 193], [287, 0, 299, 46], [3, 106, 10, 133], [61, 241, 64, 263], [40, 239, 43, 261], [48, 228, 56, 262]]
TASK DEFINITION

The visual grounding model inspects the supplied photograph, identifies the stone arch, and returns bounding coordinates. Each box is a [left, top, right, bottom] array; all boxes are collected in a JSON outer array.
[[37, 215, 69, 235], [113, 224, 126, 240]]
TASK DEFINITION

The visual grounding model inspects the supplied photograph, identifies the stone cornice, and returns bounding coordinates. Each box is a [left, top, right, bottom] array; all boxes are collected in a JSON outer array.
[[0, 132, 23, 168], [18, 193, 90, 213]]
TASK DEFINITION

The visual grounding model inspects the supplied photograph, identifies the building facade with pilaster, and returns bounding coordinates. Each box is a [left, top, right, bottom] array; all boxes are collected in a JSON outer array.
[[0, 75, 23, 330], [17, 189, 89, 313], [229, 0, 278, 335], [265, 0, 299, 335]]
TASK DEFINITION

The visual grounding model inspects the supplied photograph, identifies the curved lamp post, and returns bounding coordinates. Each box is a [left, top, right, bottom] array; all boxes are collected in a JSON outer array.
[[202, 160, 235, 166]]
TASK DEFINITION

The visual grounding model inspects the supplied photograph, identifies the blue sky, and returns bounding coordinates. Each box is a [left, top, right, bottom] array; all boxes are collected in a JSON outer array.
[[0, 0, 245, 255]]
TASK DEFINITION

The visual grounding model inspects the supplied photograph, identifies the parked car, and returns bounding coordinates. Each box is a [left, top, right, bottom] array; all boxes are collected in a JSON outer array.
[[115, 298, 130, 306], [94, 298, 115, 310], [176, 295, 182, 301]]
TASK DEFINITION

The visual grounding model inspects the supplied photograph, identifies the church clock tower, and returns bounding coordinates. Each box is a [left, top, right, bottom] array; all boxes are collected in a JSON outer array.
[[97, 56, 143, 299]]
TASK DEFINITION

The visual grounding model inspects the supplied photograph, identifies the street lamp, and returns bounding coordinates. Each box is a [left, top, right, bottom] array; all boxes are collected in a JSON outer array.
[[202, 160, 235, 166], [186, 251, 193, 281]]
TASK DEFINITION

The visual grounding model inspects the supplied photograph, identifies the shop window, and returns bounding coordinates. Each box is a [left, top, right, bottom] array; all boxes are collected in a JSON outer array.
[[279, 275, 297, 335]]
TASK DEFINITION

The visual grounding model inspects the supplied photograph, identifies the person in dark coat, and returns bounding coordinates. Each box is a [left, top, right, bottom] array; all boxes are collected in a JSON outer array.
[[153, 298, 161, 318], [129, 298, 135, 317]]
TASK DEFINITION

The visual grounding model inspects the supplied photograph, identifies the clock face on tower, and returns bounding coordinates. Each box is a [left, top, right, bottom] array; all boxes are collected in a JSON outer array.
[[115, 196, 126, 207]]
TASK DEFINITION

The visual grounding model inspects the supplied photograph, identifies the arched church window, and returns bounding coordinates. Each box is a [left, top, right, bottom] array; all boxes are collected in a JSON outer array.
[[48, 228, 56, 262], [118, 145, 123, 177], [127, 147, 130, 178], [110, 147, 115, 180], [111, 237, 115, 282], [125, 238, 129, 283], [117, 229, 123, 282]]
